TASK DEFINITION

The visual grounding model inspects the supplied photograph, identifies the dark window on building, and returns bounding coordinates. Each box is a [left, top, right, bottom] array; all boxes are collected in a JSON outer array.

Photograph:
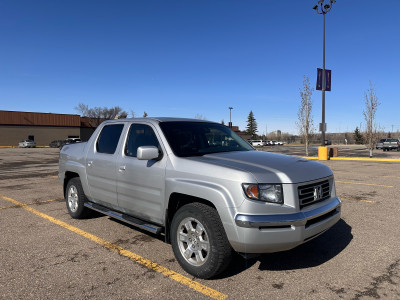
[[28, 135, 34, 141], [96, 124, 124, 154], [125, 124, 159, 157]]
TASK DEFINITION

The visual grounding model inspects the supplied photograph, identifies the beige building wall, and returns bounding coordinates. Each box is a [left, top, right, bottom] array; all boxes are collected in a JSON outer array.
[[0, 126, 80, 146]]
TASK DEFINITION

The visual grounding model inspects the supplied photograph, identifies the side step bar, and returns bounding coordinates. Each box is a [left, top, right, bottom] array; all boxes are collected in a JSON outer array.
[[84, 202, 163, 235]]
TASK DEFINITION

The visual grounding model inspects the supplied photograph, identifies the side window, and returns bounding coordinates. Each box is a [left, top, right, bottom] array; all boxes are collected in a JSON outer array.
[[125, 124, 160, 157], [96, 124, 124, 154]]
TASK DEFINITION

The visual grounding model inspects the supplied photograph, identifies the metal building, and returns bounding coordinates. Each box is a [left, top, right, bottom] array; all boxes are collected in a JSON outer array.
[[0, 111, 96, 146]]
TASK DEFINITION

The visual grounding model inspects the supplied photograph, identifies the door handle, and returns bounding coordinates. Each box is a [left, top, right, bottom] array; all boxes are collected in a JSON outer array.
[[119, 165, 126, 171], [87, 161, 93, 167]]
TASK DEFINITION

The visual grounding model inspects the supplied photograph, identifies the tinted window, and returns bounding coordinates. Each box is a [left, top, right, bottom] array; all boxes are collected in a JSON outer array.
[[96, 124, 124, 154], [125, 124, 160, 157], [159, 122, 253, 157]]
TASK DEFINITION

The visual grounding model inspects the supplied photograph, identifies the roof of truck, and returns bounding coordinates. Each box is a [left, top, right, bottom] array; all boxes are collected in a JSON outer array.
[[102, 117, 214, 124]]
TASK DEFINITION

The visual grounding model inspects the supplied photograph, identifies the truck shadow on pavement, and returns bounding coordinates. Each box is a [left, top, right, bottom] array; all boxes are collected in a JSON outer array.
[[220, 219, 352, 278]]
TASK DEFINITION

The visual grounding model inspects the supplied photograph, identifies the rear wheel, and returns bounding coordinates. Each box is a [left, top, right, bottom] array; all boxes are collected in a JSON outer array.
[[65, 178, 90, 219], [170, 202, 233, 279]]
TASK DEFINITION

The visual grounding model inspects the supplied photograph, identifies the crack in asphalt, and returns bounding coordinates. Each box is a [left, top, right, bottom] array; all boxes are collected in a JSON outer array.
[[352, 259, 400, 299]]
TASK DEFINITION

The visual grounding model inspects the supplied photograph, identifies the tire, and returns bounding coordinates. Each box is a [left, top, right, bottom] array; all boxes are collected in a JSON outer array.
[[65, 177, 90, 219], [170, 202, 233, 279]]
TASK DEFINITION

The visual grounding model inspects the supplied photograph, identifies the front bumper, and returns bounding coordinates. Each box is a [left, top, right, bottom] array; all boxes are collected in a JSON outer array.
[[231, 197, 341, 253]]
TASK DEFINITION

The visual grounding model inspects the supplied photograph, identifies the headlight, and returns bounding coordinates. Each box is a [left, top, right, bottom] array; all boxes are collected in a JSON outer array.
[[242, 183, 283, 204]]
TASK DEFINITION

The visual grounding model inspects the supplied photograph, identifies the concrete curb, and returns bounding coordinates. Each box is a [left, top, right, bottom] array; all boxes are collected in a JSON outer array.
[[301, 156, 400, 162]]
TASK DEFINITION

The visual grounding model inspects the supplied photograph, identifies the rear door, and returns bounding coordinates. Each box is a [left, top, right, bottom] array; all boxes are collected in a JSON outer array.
[[86, 123, 125, 208], [116, 122, 166, 224]]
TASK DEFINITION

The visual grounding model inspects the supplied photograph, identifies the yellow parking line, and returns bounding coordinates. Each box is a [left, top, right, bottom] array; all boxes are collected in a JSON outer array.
[[330, 157, 400, 162], [335, 181, 393, 188], [300, 156, 400, 162], [0, 194, 227, 300], [382, 175, 400, 179], [340, 197, 376, 203], [0, 198, 62, 210]]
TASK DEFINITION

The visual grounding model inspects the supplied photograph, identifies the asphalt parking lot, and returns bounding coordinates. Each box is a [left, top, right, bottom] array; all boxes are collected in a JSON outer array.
[[1, 147, 399, 299]]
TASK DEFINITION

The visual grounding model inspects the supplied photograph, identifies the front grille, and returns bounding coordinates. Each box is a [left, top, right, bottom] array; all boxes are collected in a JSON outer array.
[[298, 179, 330, 208]]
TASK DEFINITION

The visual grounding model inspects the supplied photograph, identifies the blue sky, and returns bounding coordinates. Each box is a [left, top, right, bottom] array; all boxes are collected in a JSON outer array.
[[1, 0, 399, 135]]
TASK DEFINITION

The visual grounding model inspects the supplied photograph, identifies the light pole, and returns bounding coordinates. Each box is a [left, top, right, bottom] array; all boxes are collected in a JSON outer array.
[[313, 0, 335, 146], [228, 107, 233, 128]]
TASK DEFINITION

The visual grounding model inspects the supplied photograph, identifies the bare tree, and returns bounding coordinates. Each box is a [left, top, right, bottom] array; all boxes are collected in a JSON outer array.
[[74, 103, 128, 127], [296, 76, 314, 156], [194, 114, 207, 120], [363, 81, 380, 158]]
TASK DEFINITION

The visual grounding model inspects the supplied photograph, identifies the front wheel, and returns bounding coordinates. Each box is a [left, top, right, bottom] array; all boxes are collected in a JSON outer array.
[[170, 202, 233, 279], [65, 178, 90, 219]]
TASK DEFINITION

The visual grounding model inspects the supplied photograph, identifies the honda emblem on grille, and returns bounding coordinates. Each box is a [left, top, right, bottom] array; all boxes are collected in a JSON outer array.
[[313, 185, 322, 201]]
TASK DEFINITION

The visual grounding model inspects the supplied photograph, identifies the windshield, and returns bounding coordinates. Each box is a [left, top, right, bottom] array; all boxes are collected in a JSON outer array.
[[159, 121, 254, 157]]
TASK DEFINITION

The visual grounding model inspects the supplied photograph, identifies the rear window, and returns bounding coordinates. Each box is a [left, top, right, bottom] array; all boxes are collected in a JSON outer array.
[[96, 124, 124, 154]]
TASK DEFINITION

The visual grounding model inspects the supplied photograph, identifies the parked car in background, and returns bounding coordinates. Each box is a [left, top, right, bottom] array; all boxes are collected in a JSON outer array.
[[49, 140, 64, 148], [382, 139, 400, 151], [65, 138, 81, 144], [61, 138, 82, 148], [324, 140, 332, 146], [275, 141, 284, 145], [250, 140, 263, 147], [376, 139, 385, 149], [18, 140, 36, 148]]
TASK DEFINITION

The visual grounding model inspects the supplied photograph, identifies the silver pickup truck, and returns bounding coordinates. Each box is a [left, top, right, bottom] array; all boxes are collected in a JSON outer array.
[[382, 138, 400, 151], [59, 118, 341, 279]]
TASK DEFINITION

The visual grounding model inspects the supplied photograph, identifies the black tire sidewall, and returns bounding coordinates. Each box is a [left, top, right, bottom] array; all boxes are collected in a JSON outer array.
[[65, 178, 88, 219], [170, 203, 232, 279]]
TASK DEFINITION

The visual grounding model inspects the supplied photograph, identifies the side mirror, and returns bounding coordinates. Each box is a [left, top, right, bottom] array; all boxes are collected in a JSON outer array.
[[137, 146, 160, 160]]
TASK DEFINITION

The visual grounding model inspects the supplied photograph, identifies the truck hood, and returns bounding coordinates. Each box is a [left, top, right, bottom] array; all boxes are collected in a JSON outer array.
[[188, 151, 332, 184]]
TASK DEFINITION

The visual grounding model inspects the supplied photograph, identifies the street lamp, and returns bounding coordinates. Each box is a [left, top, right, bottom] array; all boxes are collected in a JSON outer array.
[[228, 107, 233, 128], [313, 0, 335, 146]]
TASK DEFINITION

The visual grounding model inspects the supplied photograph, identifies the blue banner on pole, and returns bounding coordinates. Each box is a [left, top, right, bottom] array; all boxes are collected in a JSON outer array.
[[325, 69, 331, 91], [316, 68, 332, 91]]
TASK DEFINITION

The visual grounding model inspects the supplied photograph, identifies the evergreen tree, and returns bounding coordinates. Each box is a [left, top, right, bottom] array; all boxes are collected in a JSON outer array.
[[246, 111, 258, 138], [353, 127, 364, 144]]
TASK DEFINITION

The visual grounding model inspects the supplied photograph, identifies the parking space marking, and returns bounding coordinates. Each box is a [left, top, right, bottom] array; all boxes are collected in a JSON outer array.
[[330, 157, 400, 162], [0, 194, 227, 300], [0, 198, 62, 210], [300, 156, 400, 162], [335, 181, 393, 188], [382, 175, 400, 179], [339, 197, 376, 203]]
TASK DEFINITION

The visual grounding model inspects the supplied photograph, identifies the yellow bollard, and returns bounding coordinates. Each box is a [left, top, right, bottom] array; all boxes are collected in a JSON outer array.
[[318, 146, 329, 160]]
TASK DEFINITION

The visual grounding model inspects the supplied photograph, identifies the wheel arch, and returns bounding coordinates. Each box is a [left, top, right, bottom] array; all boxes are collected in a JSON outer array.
[[63, 171, 80, 197], [165, 193, 217, 244]]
